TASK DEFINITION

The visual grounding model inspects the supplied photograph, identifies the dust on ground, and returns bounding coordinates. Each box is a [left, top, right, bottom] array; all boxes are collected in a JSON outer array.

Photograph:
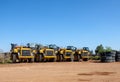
[[0, 62, 120, 82]]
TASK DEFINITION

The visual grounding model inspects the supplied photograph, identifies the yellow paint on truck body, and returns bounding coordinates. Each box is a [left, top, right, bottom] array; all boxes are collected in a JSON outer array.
[[39, 48, 56, 59], [64, 56, 71, 59], [19, 56, 34, 59], [59, 49, 73, 59], [12, 46, 33, 59], [44, 56, 56, 59]]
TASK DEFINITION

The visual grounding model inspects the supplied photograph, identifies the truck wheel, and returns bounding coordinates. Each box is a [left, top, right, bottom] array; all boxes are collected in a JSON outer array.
[[31, 58, 34, 62], [39, 55, 44, 62], [28, 58, 34, 63], [60, 55, 63, 61], [79, 55, 83, 62], [19, 59, 22, 63], [56, 55, 60, 62], [71, 55, 74, 62], [74, 54, 79, 61], [28, 58, 31, 63], [78, 55, 80, 62], [73, 54, 76, 61], [12, 54, 17, 63], [53, 58, 56, 62]]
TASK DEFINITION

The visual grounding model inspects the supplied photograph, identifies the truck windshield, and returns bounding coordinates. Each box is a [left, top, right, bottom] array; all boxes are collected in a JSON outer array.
[[22, 50, 31, 56], [46, 50, 54, 56]]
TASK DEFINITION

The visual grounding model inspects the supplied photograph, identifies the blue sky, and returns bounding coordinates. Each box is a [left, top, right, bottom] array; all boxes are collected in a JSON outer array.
[[0, 0, 120, 52]]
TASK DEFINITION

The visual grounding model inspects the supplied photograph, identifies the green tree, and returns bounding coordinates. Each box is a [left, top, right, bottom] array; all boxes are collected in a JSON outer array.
[[105, 47, 112, 53], [95, 44, 105, 55]]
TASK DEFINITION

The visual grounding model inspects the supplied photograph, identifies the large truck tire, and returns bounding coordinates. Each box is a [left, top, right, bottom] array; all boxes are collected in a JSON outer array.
[[12, 54, 17, 63], [39, 54, 44, 62]]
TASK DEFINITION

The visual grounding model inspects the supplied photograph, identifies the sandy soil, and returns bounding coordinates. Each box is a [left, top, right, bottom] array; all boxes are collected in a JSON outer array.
[[0, 62, 120, 82]]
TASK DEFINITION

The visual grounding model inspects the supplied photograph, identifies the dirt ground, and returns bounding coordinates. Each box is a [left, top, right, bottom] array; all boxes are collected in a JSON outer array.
[[0, 62, 120, 82]]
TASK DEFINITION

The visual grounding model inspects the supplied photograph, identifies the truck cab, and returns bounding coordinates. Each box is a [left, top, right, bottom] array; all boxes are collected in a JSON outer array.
[[10, 44, 34, 63]]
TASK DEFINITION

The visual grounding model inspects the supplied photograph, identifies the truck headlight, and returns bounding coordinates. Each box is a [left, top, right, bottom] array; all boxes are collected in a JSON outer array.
[[18, 53, 20, 56], [31, 53, 34, 56]]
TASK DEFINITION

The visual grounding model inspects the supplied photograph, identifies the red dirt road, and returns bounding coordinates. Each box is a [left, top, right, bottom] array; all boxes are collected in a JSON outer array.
[[0, 62, 120, 82]]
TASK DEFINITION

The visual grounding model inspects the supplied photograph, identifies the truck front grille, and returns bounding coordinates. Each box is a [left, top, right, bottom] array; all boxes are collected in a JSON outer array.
[[46, 51, 54, 56], [22, 50, 31, 56], [65, 52, 72, 56]]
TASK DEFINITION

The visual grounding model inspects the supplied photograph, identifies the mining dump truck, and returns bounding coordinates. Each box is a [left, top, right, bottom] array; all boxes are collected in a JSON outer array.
[[34, 44, 56, 62], [66, 46, 82, 61], [10, 44, 34, 63], [57, 46, 74, 62], [80, 47, 90, 61]]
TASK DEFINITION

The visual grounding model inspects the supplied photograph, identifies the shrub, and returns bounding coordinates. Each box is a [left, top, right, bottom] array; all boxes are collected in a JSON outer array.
[[89, 56, 100, 60], [0, 53, 12, 64]]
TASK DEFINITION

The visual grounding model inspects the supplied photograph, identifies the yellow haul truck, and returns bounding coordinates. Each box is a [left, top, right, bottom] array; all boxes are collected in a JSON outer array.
[[65, 46, 90, 61], [10, 44, 34, 63], [80, 47, 90, 61], [66, 46, 82, 61], [57, 47, 74, 62], [34, 45, 56, 62]]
